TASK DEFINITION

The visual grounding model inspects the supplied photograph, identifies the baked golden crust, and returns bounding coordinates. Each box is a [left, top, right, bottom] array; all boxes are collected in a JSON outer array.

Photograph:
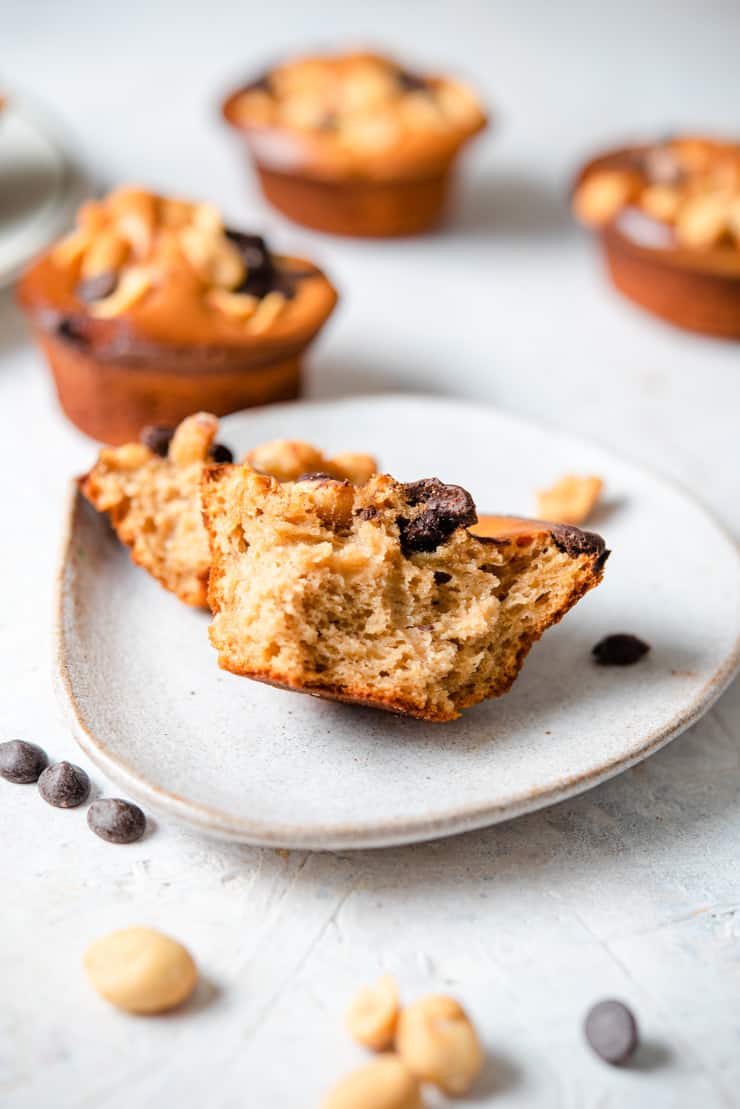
[[223, 50, 487, 183], [81, 415, 378, 608], [203, 470, 608, 722], [18, 186, 338, 353]]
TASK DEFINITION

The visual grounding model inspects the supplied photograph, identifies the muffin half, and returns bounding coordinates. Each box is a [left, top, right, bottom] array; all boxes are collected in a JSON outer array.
[[202, 468, 608, 721], [222, 50, 487, 237], [82, 413, 376, 607], [17, 187, 338, 441]]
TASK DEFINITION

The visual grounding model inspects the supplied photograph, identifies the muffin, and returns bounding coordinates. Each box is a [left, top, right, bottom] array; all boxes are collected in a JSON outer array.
[[202, 468, 608, 722], [573, 136, 740, 337], [222, 50, 487, 237], [82, 412, 377, 607], [17, 186, 338, 442]]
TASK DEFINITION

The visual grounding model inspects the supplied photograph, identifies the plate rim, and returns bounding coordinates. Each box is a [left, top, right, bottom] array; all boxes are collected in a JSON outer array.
[[55, 394, 740, 849]]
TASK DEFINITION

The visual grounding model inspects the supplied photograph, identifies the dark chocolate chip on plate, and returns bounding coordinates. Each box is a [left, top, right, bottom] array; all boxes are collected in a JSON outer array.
[[77, 272, 117, 303], [140, 425, 174, 457], [584, 999, 639, 1065], [592, 634, 650, 666], [209, 443, 234, 464], [0, 740, 48, 784], [38, 761, 90, 808], [87, 798, 146, 844]]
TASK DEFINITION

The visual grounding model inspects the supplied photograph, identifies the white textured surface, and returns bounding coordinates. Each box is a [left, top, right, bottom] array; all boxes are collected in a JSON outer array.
[[59, 397, 738, 847], [2, 1, 740, 1105]]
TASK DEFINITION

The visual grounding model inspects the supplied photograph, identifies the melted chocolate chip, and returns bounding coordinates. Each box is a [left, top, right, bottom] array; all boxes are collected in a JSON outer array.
[[397, 68, 429, 92], [0, 740, 48, 784], [225, 231, 277, 299], [399, 478, 477, 554], [38, 761, 90, 808], [56, 315, 87, 345], [357, 506, 379, 521], [434, 570, 452, 584], [77, 272, 117, 303], [584, 1000, 639, 1065], [140, 425, 174, 457], [87, 798, 146, 844], [550, 524, 609, 565], [592, 634, 650, 666], [209, 443, 234, 464]]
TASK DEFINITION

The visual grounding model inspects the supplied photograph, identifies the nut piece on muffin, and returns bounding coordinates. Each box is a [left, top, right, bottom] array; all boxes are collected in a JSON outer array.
[[82, 413, 377, 608], [222, 50, 487, 237], [572, 136, 740, 337], [202, 468, 608, 722], [17, 187, 338, 442]]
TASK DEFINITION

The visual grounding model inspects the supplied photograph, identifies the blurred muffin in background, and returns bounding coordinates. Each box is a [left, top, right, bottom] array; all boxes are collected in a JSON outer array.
[[16, 186, 338, 442], [222, 49, 487, 237], [573, 135, 740, 337]]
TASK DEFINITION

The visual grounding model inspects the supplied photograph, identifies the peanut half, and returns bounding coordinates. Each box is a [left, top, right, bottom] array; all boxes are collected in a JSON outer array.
[[83, 926, 197, 1014], [347, 974, 400, 1051], [395, 994, 484, 1096], [321, 1055, 422, 1109], [536, 474, 603, 526]]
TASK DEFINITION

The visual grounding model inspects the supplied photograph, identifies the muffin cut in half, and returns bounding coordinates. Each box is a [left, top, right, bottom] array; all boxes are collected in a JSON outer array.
[[202, 468, 609, 721], [82, 412, 376, 607]]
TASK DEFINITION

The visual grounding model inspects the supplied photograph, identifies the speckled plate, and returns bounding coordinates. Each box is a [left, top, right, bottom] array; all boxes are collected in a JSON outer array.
[[56, 396, 740, 848]]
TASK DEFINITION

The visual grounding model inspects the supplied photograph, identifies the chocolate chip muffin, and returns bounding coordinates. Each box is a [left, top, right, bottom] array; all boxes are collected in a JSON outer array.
[[82, 413, 376, 608], [202, 468, 608, 722], [573, 136, 740, 336], [222, 50, 487, 237], [17, 187, 338, 442]]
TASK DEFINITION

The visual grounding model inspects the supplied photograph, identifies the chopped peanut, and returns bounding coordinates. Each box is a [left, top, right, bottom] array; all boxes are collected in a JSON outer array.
[[395, 994, 484, 1096], [536, 474, 603, 526], [88, 267, 154, 318], [347, 974, 400, 1051], [321, 1056, 422, 1109], [168, 412, 219, 466], [573, 170, 640, 227]]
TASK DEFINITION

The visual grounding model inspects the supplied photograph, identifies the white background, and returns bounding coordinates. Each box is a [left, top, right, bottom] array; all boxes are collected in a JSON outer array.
[[2, 2, 739, 1106]]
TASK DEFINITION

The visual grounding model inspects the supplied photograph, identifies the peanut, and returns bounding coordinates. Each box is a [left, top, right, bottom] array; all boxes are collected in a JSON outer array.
[[180, 226, 245, 289], [207, 288, 259, 320], [573, 170, 640, 227], [83, 927, 197, 1014], [329, 452, 377, 486], [80, 230, 130, 279], [395, 994, 484, 1096], [246, 440, 325, 482], [108, 187, 158, 257], [321, 1055, 422, 1109], [168, 412, 219, 466], [536, 474, 603, 526], [247, 290, 286, 333], [88, 267, 153, 318], [675, 192, 731, 248], [52, 229, 91, 269], [638, 184, 681, 223], [347, 974, 400, 1051]]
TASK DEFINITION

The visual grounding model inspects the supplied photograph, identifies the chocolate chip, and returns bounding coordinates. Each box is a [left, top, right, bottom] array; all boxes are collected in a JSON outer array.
[[209, 443, 234, 464], [0, 740, 48, 784], [357, 506, 379, 521], [399, 478, 477, 554], [140, 425, 174, 457], [241, 73, 272, 95], [434, 571, 452, 584], [37, 761, 90, 808], [56, 315, 87, 345], [225, 230, 277, 299], [397, 68, 429, 92], [76, 272, 117, 303], [592, 634, 650, 666], [87, 798, 146, 844], [584, 1000, 639, 1065]]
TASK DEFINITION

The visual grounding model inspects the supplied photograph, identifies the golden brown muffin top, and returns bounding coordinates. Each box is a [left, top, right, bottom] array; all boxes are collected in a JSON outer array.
[[17, 186, 337, 351], [223, 50, 487, 181], [573, 137, 740, 265]]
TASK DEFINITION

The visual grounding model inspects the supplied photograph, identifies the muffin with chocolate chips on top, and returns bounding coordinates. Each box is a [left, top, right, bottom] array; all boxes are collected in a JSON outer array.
[[201, 467, 608, 721], [17, 186, 338, 442], [222, 50, 487, 237]]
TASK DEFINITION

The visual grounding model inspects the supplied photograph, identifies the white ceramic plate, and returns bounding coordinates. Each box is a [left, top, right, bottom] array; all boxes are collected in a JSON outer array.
[[57, 396, 740, 848], [0, 98, 91, 287]]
